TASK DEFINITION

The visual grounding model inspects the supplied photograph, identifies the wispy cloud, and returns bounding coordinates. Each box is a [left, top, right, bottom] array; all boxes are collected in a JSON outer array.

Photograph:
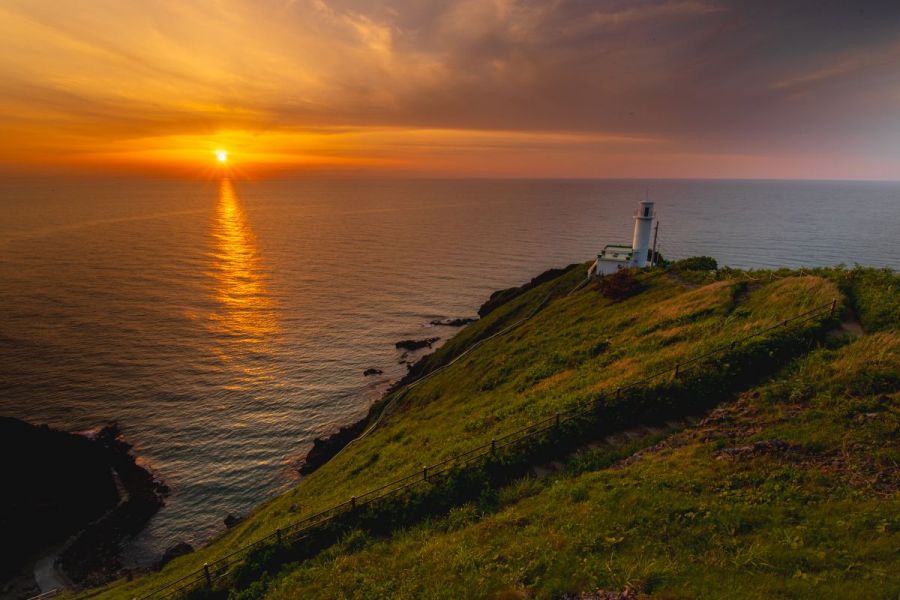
[[0, 0, 898, 178], [772, 40, 900, 93]]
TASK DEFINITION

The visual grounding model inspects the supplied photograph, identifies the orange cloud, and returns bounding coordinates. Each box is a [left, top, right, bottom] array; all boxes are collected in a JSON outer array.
[[0, 0, 898, 179]]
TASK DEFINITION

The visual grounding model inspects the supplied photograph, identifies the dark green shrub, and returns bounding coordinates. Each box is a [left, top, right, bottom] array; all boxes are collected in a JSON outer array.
[[227, 574, 269, 600], [672, 256, 718, 271]]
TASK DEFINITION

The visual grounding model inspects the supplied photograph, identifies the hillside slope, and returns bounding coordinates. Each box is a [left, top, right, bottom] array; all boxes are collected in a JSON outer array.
[[261, 329, 898, 598], [78, 264, 897, 600]]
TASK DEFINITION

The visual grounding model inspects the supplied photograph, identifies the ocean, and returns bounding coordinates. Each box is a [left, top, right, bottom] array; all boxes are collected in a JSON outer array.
[[0, 177, 897, 564]]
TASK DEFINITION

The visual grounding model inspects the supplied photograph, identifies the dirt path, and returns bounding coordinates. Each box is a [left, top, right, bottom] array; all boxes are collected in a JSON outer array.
[[531, 418, 694, 480]]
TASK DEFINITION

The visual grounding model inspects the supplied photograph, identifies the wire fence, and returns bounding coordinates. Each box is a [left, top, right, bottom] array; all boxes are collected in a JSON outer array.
[[115, 297, 837, 600]]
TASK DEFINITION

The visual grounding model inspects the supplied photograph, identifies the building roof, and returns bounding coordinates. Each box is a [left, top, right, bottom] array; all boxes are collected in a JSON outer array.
[[598, 244, 634, 262]]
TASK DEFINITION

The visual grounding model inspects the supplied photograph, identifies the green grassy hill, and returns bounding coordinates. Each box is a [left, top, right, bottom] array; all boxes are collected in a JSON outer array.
[[77, 262, 898, 600], [264, 330, 898, 600]]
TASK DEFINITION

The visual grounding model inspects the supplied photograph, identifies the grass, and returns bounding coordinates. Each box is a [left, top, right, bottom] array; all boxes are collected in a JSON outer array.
[[262, 332, 899, 599], [76, 265, 856, 600]]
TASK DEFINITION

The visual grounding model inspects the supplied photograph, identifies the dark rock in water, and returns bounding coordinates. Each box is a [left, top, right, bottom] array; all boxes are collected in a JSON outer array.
[[363, 368, 383, 376], [156, 541, 194, 570], [224, 513, 242, 529], [430, 317, 478, 327], [297, 418, 369, 475], [395, 337, 439, 351]]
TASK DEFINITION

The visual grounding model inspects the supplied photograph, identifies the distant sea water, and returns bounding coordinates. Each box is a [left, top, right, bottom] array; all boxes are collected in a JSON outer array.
[[0, 177, 897, 565]]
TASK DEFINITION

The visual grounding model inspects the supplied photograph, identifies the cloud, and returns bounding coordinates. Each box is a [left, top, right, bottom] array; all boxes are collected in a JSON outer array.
[[0, 0, 898, 177], [772, 39, 900, 93]]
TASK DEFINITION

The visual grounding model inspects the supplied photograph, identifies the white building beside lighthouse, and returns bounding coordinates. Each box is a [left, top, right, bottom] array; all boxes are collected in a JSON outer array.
[[588, 200, 656, 277]]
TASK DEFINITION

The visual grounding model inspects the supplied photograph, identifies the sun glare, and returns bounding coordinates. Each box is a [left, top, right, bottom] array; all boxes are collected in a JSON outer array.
[[215, 149, 229, 163]]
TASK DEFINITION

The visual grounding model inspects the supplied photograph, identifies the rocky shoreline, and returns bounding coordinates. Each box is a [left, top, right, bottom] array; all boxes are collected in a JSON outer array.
[[5, 271, 571, 595], [297, 317, 477, 477], [57, 424, 169, 588], [294, 267, 576, 479], [0, 418, 167, 594], [296, 418, 370, 475]]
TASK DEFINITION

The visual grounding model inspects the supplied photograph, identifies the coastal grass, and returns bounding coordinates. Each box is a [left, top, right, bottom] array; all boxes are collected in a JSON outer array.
[[78, 267, 841, 600], [260, 332, 900, 599]]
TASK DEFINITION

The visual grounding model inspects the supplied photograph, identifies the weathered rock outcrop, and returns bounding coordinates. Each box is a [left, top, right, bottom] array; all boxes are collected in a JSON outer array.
[[156, 541, 194, 571], [57, 423, 168, 587], [430, 317, 477, 327], [0, 417, 120, 583], [0, 418, 166, 587], [223, 514, 242, 529], [297, 418, 369, 475], [395, 337, 439, 351]]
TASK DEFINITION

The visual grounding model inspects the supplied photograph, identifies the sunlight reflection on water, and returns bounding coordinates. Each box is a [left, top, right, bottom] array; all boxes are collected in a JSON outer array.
[[207, 178, 279, 386]]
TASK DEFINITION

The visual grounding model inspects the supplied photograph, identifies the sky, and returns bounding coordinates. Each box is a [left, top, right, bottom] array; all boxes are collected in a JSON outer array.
[[0, 0, 898, 179]]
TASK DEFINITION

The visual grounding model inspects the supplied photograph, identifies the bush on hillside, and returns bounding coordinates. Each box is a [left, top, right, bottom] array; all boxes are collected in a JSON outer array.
[[596, 269, 642, 300], [672, 256, 718, 272], [848, 267, 899, 332]]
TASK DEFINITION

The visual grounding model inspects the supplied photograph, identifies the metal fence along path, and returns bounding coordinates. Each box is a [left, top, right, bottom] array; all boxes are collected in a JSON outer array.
[[91, 298, 836, 600]]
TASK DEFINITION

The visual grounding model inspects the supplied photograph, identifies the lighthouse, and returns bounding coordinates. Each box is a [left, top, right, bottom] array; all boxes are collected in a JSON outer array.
[[588, 199, 657, 277], [631, 200, 654, 268]]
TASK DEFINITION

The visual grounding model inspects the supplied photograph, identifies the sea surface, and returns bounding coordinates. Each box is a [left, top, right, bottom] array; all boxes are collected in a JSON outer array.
[[0, 177, 897, 564]]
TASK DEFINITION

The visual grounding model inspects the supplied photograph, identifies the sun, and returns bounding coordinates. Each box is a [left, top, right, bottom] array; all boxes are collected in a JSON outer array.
[[215, 149, 228, 163]]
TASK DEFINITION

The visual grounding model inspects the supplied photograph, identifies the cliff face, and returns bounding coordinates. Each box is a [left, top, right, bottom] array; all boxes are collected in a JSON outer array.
[[0, 418, 119, 581], [0, 419, 167, 589]]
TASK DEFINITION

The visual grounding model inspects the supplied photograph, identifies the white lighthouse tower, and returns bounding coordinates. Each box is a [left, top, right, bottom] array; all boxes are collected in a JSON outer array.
[[588, 199, 657, 277], [631, 200, 654, 268]]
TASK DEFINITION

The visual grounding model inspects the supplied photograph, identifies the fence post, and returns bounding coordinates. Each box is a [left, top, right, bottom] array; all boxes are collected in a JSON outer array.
[[674, 363, 680, 378], [491, 439, 496, 454], [730, 341, 737, 350], [203, 563, 211, 587], [423, 465, 428, 481], [782, 319, 788, 327], [555, 412, 560, 428], [276, 528, 282, 544], [830, 298, 837, 317], [350, 496, 356, 510]]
